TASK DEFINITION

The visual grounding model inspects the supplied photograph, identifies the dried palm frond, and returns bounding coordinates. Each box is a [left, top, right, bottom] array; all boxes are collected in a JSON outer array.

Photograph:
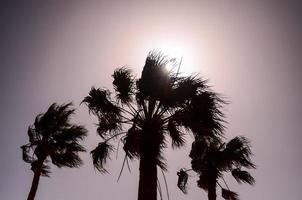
[[177, 169, 189, 194]]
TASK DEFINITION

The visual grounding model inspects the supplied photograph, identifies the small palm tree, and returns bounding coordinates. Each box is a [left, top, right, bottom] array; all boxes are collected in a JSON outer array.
[[21, 103, 87, 200], [83, 52, 226, 200], [177, 136, 256, 200]]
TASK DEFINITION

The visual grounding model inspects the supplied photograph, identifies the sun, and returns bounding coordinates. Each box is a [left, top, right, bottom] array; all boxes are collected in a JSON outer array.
[[134, 36, 204, 75], [150, 41, 197, 75]]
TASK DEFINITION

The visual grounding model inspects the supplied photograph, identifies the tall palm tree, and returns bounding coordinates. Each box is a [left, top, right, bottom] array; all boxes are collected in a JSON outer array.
[[177, 136, 256, 200], [21, 103, 87, 200], [83, 52, 226, 200]]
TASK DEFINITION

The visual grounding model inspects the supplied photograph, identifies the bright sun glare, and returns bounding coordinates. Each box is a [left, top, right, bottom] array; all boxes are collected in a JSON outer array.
[[148, 41, 198, 75]]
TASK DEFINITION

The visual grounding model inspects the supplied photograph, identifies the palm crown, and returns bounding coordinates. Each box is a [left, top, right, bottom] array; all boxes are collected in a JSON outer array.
[[177, 136, 256, 200], [83, 52, 226, 200], [83, 52, 225, 172], [21, 103, 87, 176]]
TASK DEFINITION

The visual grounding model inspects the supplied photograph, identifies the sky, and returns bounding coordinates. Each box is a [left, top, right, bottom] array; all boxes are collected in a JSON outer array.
[[1, 0, 302, 199]]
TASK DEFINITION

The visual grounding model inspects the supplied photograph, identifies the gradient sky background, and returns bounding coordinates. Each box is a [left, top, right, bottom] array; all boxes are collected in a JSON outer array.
[[1, 1, 302, 199]]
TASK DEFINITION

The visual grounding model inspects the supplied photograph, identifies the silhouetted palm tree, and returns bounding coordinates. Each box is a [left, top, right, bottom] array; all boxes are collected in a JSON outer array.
[[177, 136, 255, 200], [83, 52, 226, 200], [21, 103, 87, 200]]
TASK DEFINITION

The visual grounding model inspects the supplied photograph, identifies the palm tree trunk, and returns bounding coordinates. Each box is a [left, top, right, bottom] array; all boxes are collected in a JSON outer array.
[[208, 178, 217, 200], [137, 155, 157, 200], [27, 159, 44, 200]]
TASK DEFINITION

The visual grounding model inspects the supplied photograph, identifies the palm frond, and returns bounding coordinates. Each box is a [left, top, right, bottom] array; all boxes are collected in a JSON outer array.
[[82, 87, 120, 117], [177, 169, 189, 194], [231, 169, 255, 185], [137, 51, 172, 101], [123, 126, 140, 159], [61, 142, 86, 152], [55, 102, 75, 128], [83, 87, 122, 139], [33, 114, 43, 133], [97, 113, 122, 139], [53, 125, 87, 142], [167, 119, 185, 148], [221, 188, 239, 200], [112, 67, 135, 104], [156, 150, 167, 171], [188, 92, 226, 137], [34, 103, 75, 138], [173, 76, 207, 104], [30, 160, 50, 177], [27, 126, 40, 143], [224, 136, 256, 169], [51, 150, 83, 168], [171, 91, 226, 140], [48, 103, 73, 127], [40, 164, 51, 177], [21, 144, 35, 163], [91, 142, 113, 173], [226, 136, 251, 154]]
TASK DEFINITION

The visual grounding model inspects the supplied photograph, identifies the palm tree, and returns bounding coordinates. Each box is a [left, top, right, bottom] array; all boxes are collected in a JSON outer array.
[[83, 51, 226, 200], [21, 103, 87, 200], [177, 136, 256, 200]]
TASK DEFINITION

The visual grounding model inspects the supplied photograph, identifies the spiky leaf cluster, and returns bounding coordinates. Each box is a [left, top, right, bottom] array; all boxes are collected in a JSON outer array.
[[178, 136, 255, 200], [21, 103, 87, 176], [222, 188, 239, 200], [83, 51, 226, 173]]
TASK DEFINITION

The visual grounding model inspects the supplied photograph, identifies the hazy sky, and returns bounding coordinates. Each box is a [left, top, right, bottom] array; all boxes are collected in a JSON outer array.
[[1, 1, 302, 199]]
